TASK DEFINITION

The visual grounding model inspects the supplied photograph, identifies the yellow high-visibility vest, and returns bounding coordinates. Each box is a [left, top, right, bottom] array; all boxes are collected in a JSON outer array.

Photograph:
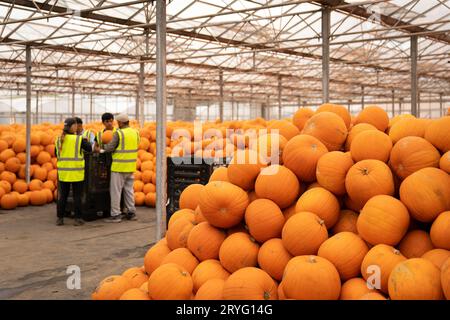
[[81, 129, 92, 140], [96, 127, 117, 148], [111, 127, 140, 173], [55, 134, 85, 182]]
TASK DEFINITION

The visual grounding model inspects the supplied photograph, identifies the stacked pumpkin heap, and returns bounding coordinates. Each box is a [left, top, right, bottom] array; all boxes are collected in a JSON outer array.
[[92, 105, 450, 300]]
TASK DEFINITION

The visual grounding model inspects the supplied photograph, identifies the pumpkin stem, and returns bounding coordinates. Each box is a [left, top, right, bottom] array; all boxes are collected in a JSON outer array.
[[317, 218, 325, 226], [263, 291, 271, 300], [181, 271, 188, 277], [393, 249, 401, 255], [361, 167, 369, 175], [308, 256, 317, 263]]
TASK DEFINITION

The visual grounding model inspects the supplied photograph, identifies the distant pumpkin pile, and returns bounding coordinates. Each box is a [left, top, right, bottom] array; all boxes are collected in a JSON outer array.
[[92, 105, 450, 300]]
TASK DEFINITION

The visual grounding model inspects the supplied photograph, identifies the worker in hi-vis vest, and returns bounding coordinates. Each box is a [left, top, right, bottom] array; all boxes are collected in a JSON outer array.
[[94, 112, 116, 151], [55, 118, 92, 226], [100, 113, 140, 223], [75, 117, 95, 149]]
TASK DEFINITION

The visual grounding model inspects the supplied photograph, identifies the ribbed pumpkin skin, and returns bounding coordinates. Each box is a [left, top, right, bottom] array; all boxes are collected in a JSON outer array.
[[258, 238, 293, 281], [424, 116, 450, 152], [219, 232, 260, 273], [282, 211, 328, 256], [440, 151, 450, 173], [302, 112, 348, 151], [148, 263, 193, 300], [331, 210, 359, 235], [345, 160, 394, 209], [357, 195, 410, 246], [187, 222, 226, 261], [361, 244, 407, 294], [198, 181, 249, 228], [244, 199, 285, 243], [350, 130, 392, 163], [292, 107, 314, 131], [227, 149, 266, 190], [166, 215, 197, 250], [442, 258, 450, 299], [354, 105, 389, 132], [195, 279, 225, 300], [191, 259, 230, 292], [430, 211, 450, 250], [267, 120, 300, 141], [422, 249, 450, 270], [318, 232, 369, 281], [340, 278, 376, 300], [254, 165, 300, 209], [282, 255, 341, 300], [282, 134, 328, 182], [388, 117, 429, 143], [399, 168, 450, 222], [388, 258, 443, 300], [119, 288, 150, 300], [161, 248, 199, 275], [316, 103, 351, 129], [223, 267, 278, 300], [143, 240, 171, 275], [316, 151, 354, 196], [399, 230, 435, 259], [345, 123, 378, 151], [179, 184, 204, 210], [209, 166, 229, 182], [249, 133, 288, 165], [168, 209, 195, 229], [92, 275, 134, 300], [390, 137, 440, 179], [295, 187, 340, 229]]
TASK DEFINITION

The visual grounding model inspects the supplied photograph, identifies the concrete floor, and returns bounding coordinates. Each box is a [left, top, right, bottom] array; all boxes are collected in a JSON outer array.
[[0, 204, 156, 300]]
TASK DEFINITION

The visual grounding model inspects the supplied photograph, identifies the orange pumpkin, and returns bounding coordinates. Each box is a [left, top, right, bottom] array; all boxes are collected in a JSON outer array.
[[440, 151, 450, 173], [350, 130, 392, 163], [28, 179, 43, 191], [267, 119, 300, 141], [29, 190, 47, 206], [119, 288, 150, 300], [209, 166, 229, 182], [179, 184, 204, 210], [282, 134, 328, 182], [219, 232, 259, 273], [316, 151, 354, 196], [168, 209, 195, 228], [422, 249, 450, 270], [399, 167, 450, 222], [345, 160, 394, 209], [361, 244, 407, 294], [227, 149, 266, 191], [388, 117, 429, 143], [160, 248, 199, 275], [254, 165, 300, 209], [357, 195, 409, 246], [257, 238, 293, 281], [281, 211, 328, 256], [282, 204, 297, 222], [318, 232, 369, 280], [92, 275, 133, 300], [198, 181, 249, 229], [244, 199, 285, 243], [388, 258, 443, 300], [122, 267, 149, 288], [430, 211, 450, 250], [442, 258, 450, 299], [148, 263, 193, 300], [292, 107, 314, 131], [166, 214, 197, 250], [134, 192, 145, 206], [1, 171, 16, 185], [144, 192, 156, 207], [302, 112, 348, 151], [0, 149, 15, 163], [194, 279, 225, 300], [282, 255, 341, 300], [424, 116, 450, 152], [12, 138, 26, 153], [36, 151, 51, 165], [359, 292, 387, 300], [399, 230, 435, 258], [354, 105, 389, 132], [295, 187, 340, 228], [143, 242, 171, 275], [12, 180, 28, 194], [0, 193, 18, 210], [316, 103, 351, 129], [331, 210, 358, 235], [344, 123, 377, 151], [390, 137, 440, 179], [191, 259, 230, 292], [223, 267, 278, 300], [187, 222, 226, 261], [5, 157, 21, 173], [340, 278, 377, 300], [17, 193, 29, 206]]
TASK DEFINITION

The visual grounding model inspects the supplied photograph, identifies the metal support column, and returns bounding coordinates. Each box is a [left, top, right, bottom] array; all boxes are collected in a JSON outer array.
[[207, 102, 210, 121], [297, 96, 301, 107], [391, 89, 395, 117], [322, 7, 330, 104], [410, 35, 418, 116], [139, 62, 145, 127], [347, 100, 351, 113], [25, 45, 32, 184], [35, 90, 39, 124], [71, 84, 75, 117], [439, 93, 443, 117], [90, 93, 93, 122], [399, 97, 403, 114], [278, 75, 282, 119], [219, 70, 224, 122], [155, 0, 167, 241], [361, 85, 365, 110], [231, 93, 235, 120]]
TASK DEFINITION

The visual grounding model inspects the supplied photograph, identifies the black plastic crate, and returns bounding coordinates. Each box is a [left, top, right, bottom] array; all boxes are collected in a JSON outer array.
[[166, 156, 229, 225]]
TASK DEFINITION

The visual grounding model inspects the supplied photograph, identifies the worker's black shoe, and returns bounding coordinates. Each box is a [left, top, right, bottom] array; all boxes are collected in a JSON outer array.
[[104, 216, 122, 223], [126, 213, 137, 221], [74, 218, 85, 226], [56, 218, 64, 226]]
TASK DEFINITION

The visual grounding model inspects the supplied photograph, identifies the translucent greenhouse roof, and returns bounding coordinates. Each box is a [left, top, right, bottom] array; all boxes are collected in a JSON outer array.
[[0, 0, 449, 106]]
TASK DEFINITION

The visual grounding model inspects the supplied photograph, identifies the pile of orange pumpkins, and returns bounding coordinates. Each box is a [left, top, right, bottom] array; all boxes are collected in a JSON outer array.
[[91, 104, 450, 300]]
